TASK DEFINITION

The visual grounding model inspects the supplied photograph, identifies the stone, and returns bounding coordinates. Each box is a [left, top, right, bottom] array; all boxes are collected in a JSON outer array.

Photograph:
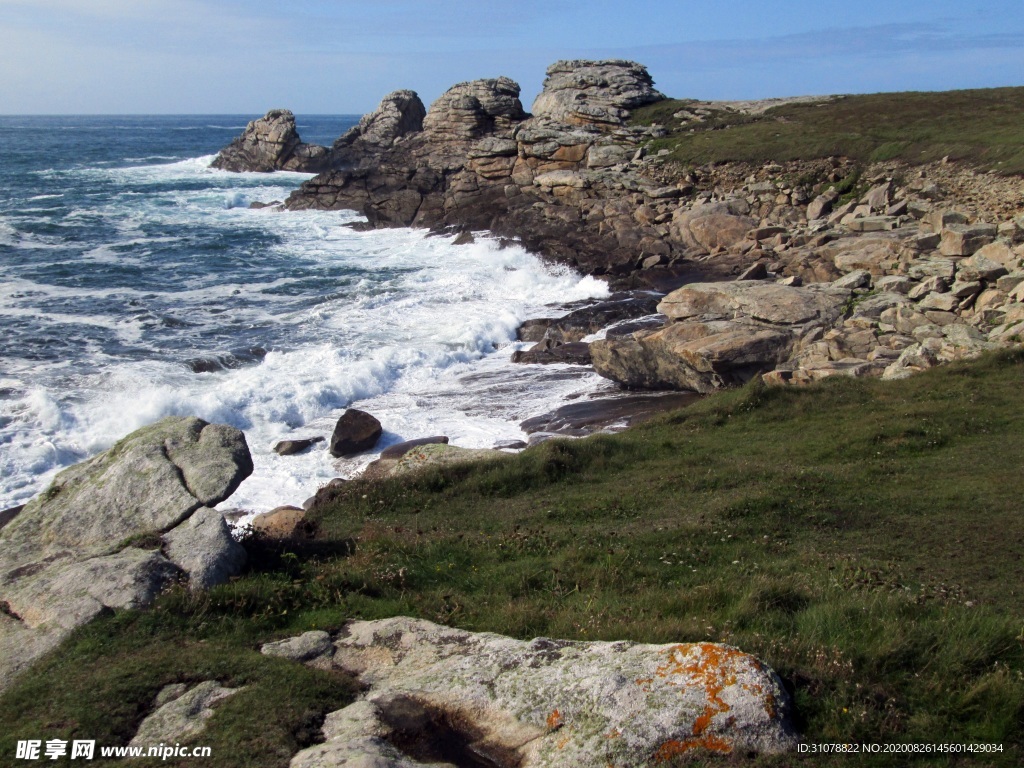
[[736, 262, 769, 281], [875, 275, 914, 294], [0, 416, 252, 568], [658, 282, 843, 326], [329, 409, 383, 457], [832, 269, 872, 290], [379, 436, 450, 459], [387, 444, 508, 477], [162, 507, 247, 591], [211, 110, 331, 173], [671, 202, 757, 254], [918, 292, 960, 312], [846, 216, 897, 232], [939, 224, 997, 257], [591, 320, 796, 393], [274, 436, 324, 456], [924, 209, 968, 234], [130, 681, 242, 748], [251, 506, 307, 540], [861, 181, 893, 211], [806, 194, 835, 220], [285, 617, 797, 767], [822, 237, 903, 274], [908, 276, 949, 300], [957, 252, 1009, 282], [261, 630, 334, 668], [532, 60, 664, 128], [0, 505, 23, 531], [511, 341, 592, 365], [972, 241, 1019, 268], [949, 280, 983, 299]]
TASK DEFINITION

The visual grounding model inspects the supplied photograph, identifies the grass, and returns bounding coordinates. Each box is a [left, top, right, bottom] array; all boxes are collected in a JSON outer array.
[[631, 87, 1024, 174], [3, 351, 1024, 766]]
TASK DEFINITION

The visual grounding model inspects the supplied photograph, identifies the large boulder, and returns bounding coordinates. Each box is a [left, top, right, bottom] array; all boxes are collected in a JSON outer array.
[[0, 417, 253, 692], [278, 617, 797, 767], [211, 109, 331, 173], [531, 60, 665, 128], [592, 320, 796, 393], [329, 409, 383, 457], [670, 202, 757, 254], [658, 281, 844, 326]]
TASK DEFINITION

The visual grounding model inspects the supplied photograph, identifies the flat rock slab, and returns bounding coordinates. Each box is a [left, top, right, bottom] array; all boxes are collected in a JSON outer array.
[[130, 681, 242, 748], [658, 281, 842, 325], [520, 392, 701, 435], [282, 617, 797, 767]]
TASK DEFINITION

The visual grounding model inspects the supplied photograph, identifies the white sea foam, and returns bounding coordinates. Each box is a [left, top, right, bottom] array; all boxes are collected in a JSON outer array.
[[0, 153, 612, 512]]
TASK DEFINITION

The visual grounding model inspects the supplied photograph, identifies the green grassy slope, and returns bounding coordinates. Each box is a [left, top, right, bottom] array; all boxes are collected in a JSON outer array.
[[3, 352, 1024, 766], [631, 87, 1024, 173]]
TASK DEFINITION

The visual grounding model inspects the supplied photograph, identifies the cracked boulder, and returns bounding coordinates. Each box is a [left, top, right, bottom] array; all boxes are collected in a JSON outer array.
[[0, 416, 252, 692], [277, 617, 797, 767]]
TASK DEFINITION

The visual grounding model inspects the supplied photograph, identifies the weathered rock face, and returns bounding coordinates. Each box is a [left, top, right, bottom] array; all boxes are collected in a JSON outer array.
[[334, 90, 426, 153], [658, 281, 844, 326], [211, 109, 331, 173], [423, 77, 527, 141], [0, 416, 253, 692], [274, 617, 797, 767], [531, 59, 665, 128]]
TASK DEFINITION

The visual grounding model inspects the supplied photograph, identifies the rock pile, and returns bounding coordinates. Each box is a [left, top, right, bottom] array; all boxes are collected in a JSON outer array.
[[264, 618, 798, 767]]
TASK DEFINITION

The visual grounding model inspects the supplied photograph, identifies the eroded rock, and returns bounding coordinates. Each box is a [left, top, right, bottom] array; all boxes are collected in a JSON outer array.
[[279, 617, 797, 767], [211, 110, 331, 173]]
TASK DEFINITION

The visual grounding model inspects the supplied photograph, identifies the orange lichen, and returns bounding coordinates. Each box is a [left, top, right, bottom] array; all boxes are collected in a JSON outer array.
[[650, 643, 770, 761], [605, 728, 622, 740], [546, 708, 563, 730]]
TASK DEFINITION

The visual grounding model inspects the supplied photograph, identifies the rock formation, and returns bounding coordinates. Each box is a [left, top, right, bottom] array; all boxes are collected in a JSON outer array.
[[211, 109, 331, 173], [333, 90, 426, 154], [212, 61, 1024, 389], [0, 416, 252, 692], [266, 617, 798, 767]]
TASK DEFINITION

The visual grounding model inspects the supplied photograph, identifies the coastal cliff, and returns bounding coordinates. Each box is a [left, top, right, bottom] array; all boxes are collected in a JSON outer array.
[[212, 60, 1024, 396]]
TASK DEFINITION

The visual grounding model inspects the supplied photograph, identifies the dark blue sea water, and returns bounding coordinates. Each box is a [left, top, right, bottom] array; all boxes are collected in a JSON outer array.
[[0, 116, 608, 514]]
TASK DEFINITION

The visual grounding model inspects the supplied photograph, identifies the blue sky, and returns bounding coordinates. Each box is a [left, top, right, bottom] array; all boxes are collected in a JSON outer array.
[[1, 0, 1023, 114]]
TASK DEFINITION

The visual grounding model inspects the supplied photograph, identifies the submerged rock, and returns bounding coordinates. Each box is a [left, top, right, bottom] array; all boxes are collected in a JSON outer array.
[[277, 617, 797, 767]]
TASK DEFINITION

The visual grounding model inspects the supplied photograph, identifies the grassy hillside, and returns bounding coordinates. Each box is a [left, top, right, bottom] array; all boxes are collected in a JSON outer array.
[[3, 352, 1024, 766], [631, 87, 1024, 174]]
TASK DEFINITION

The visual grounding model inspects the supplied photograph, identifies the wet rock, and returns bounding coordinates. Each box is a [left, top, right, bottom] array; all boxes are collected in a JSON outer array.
[[274, 436, 324, 456], [330, 409, 383, 458], [520, 392, 701, 435], [211, 110, 331, 173], [511, 341, 592, 365], [284, 617, 797, 767]]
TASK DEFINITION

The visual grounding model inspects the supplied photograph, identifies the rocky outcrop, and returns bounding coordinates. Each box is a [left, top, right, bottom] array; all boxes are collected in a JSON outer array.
[[270, 617, 797, 767], [365, 443, 508, 480], [0, 416, 252, 692], [333, 90, 426, 154], [531, 60, 665, 128], [130, 681, 243, 748], [211, 109, 331, 173]]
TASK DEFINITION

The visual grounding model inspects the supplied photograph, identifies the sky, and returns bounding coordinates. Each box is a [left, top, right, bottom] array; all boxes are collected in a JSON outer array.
[[1, 0, 1023, 115]]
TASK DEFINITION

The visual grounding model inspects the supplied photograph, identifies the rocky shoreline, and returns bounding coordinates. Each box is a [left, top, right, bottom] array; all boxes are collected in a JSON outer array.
[[209, 58, 1024, 426]]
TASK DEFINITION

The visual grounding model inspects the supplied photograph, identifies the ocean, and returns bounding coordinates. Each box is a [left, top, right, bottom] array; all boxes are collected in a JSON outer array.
[[0, 115, 613, 515]]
